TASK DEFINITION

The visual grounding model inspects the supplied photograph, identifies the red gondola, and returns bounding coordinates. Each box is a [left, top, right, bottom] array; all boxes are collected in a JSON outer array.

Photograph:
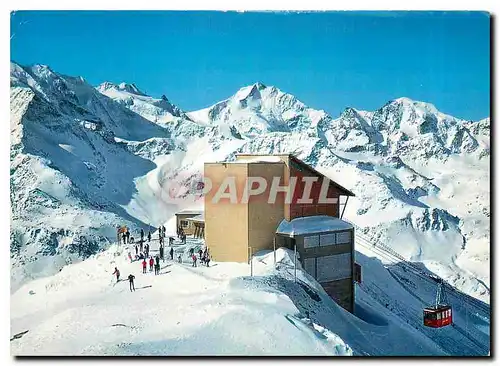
[[423, 278, 452, 328], [423, 305, 453, 328]]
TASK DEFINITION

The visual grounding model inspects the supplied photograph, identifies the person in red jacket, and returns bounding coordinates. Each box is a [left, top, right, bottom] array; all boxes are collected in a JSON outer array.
[[142, 259, 147, 274], [112, 267, 120, 282], [149, 256, 154, 272]]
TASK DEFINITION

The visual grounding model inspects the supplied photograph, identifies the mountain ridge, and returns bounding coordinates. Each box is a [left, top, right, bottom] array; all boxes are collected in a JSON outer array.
[[10, 62, 490, 305]]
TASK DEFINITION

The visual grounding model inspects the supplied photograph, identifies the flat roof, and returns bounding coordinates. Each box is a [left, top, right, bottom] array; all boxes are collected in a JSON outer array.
[[276, 215, 353, 237], [186, 213, 205, 223], [175, 209, 204, 216]]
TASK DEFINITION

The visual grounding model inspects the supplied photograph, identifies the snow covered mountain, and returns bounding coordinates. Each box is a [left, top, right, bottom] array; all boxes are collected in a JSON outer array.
[[97, 81, 189, 124], [187, 82, 328, 138], [11, 62, 490, 310]]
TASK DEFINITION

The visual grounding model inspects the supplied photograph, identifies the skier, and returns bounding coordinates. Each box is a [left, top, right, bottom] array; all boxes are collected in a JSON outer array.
[[145, 243, 150, 258], [155, 255, 160, 275], [140, 228, 144, 243], [125, 229, 130, 244], [198, 249, 203, 260], [135, 244, 138, 256], [128, 274, 135, 292], [112, 267, 120, 282], [122, 234, 126, 245], [149, 256, 154, 272], [192, 254, 197, 267], [148, 231, 151, 243], [177, 253, 182, 263], [204, 253, 211, 267], [142, 258, 147, 274], [170, 247, 174, 260], [159, 245, 164, 262]]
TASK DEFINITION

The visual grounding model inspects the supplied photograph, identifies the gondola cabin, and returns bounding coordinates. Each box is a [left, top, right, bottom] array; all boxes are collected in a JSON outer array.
[[423, 305, 452, 328]]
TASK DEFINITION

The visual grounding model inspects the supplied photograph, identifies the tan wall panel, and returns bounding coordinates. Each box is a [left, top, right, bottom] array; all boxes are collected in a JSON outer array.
[[248, 163, 286, 255], [204, 163, 249, 262]]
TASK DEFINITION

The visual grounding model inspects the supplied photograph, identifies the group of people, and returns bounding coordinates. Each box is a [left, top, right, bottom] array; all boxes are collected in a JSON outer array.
[[177, 226, 187, 244], [141, 255, 163, 275], [113, 224, 214, 293], [158, 241, 175, 262], [131, 241, 150, 261], [121, 226, 172, 247], [158, 225, 167, 245], [112, 266, 135, 292], [188, 247, 210, 267], [119, 227, 133, 245], [139, 228, 152, 243]]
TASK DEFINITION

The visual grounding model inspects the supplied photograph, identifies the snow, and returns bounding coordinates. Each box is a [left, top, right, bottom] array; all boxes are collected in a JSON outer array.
[[10, 241, 489, 356], [231, 156, 284, 164], [10, 244, 354, 356], [10, 61, 490, 355], [186, 213, 204, 223], [276, 216, 354, 236], [176, 209, 203, 215]]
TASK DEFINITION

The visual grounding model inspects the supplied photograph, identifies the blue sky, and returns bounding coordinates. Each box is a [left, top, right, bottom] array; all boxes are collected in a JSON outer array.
[[11, 11, 490, 120]]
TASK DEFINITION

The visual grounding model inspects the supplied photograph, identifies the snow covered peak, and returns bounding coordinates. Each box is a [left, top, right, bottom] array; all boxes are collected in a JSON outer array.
[[96, 81, 188, 123], [188, 83, 324, 138], [234, 83, 262, 101], [118, 82, 145, 96], [97, 81, 146, 96], [96, 81, 116, 92], [391, 97, 440, 115]]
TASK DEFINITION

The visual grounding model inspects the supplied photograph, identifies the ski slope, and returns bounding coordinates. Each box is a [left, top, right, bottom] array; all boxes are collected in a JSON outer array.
[[11, 236, 489, 356]]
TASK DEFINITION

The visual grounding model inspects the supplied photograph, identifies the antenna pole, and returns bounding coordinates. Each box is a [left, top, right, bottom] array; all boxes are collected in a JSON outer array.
[[273, 237, 276, 269], [249, 247, 253, 277], [294, 243, 297, 283]]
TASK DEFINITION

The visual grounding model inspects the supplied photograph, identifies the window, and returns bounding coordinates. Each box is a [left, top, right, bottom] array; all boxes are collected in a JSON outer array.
[[304, 235, 319, 249], [304, 258, 316, 277], [180, 220, 189, 228], [316, 253, 352, 282], [437, 312, 441, 320], [336, 231, 351, 244], [320, 233, 336, 246], [425, 312, 436, 320]]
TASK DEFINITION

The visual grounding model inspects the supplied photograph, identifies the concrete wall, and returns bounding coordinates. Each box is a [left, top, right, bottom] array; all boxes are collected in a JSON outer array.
[[248, 163, 286, 255], [204, 163, 249, 262]]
